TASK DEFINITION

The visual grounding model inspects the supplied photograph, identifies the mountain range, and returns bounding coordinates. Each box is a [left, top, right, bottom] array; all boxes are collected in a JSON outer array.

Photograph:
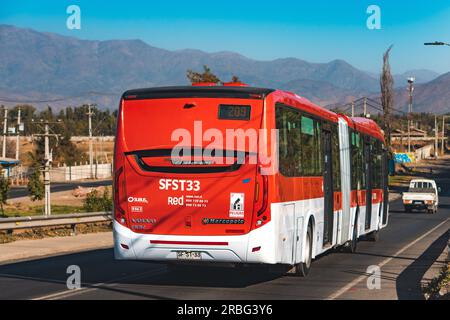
[[0, 24, 448, 113]]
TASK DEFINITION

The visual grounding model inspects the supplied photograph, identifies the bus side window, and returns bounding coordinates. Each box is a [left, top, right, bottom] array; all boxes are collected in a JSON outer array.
[[276, 105, 302, 177], [301, 116, 322, 176], [359, 133, 366, 190], [332, 125, 341, 191]]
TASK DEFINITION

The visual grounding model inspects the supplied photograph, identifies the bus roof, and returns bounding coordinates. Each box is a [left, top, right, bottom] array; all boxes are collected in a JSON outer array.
[[341, 115, 385, 142], [121, 85, 383, 140], [269, 89, 339, 123], [122, 86, 275, 100], [122, 85, 339, 123]]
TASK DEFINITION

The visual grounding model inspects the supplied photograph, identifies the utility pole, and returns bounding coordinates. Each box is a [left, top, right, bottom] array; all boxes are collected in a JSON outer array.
[[43, 123, 51, 216], [435, 115, 439, 158], [363, 97, 367, 116], [15, 108, 21, 160], [87, 104, 95, 179], [400, 122, 404, 152], [2, 108, 7, 158], [32, 120, 61, 216], [407, 77, 415, 153], [351, 99, 355, 117], [443, 116, 447, 155]]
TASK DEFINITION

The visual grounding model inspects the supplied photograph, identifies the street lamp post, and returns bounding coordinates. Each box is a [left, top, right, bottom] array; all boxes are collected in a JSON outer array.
[[407, 77, 415, 153], [424, 41, 448, 156], [424, 41, 450, 47], [443, 116, 448, 155]]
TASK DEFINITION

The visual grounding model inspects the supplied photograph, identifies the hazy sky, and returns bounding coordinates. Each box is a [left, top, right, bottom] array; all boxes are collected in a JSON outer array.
[[2, 0, 450, 74]]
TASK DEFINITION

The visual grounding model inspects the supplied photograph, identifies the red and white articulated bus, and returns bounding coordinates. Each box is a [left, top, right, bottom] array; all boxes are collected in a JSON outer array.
[[113, 84, 389, 276]]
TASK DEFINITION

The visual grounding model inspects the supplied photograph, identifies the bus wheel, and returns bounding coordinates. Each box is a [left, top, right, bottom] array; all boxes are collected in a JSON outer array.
[[345, 220, 358, 253], [366, 230, 379, 242], [294, 223, 313, 277]]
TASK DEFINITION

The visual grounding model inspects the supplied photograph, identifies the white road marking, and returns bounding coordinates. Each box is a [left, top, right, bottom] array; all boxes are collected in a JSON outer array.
[[32, 267, 167, 300], [327, 217, 449, 300]]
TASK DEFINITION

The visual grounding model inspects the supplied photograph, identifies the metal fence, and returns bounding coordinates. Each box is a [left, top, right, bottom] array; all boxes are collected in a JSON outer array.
[[50, 163, 113, 181], [0, 212, 112, 233]]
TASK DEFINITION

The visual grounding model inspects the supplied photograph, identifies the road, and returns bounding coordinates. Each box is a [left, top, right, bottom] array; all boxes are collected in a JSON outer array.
[[8, 180, 112, 199], [0, 159, 449, 300]]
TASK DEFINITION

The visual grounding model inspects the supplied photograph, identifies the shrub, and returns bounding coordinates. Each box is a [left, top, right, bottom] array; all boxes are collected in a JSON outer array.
[[83, 188, 112, 212]]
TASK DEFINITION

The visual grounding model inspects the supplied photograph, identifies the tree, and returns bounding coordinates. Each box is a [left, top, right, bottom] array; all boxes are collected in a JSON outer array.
[[186, 65, 221, 84], [380, 45, 394, 149], [27, 162, 44, 201], [0, 169, 9, 215], [231, 75, 241, 83]]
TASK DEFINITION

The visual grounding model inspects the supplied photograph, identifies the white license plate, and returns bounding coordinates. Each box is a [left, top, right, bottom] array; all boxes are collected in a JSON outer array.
[[176, 251, 202, 260]]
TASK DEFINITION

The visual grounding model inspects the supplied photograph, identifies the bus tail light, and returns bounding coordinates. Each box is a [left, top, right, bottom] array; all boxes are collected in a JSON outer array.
[[254, 167, 269, 229], [114, 166, 127, 226]]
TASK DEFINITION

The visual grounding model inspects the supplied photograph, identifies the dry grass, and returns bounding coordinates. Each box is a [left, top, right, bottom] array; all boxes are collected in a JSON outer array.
[[0, 204, 84, 218], [424, 262, 450, 300], [389, 175, 415, 188], [16, 137, 114, 166]]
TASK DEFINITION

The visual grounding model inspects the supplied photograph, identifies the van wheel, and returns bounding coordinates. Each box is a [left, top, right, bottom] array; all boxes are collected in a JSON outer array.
[[294, 223, 313, 277]]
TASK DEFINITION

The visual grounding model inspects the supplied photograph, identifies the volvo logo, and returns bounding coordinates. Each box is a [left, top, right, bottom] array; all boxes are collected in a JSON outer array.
[[131, 218, 156, 224]]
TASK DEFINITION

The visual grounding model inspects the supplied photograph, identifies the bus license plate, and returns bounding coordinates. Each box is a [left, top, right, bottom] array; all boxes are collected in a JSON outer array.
[[176, 251, 202, 260]]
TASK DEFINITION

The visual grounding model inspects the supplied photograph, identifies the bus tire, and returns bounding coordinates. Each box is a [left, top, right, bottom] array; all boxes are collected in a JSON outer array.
[[345, 216, 358, 253], [366, 230, 379, 242], [294, 223, 313, 277]]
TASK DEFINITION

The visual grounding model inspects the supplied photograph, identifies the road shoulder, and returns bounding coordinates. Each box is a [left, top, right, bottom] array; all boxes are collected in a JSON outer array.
[[0, 231, 113, 265]]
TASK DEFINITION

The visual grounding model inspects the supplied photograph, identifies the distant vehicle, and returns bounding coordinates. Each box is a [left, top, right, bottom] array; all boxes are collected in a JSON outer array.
[[402, 179, 440, 214]]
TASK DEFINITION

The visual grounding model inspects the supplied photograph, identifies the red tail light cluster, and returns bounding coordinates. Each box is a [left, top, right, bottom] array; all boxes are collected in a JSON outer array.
[[253, 166, 270, 229], [114, 166, 127, 226]]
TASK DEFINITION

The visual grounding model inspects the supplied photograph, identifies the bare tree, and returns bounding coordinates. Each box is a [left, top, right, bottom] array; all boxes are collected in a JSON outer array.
[[380, 45, 394, 149]]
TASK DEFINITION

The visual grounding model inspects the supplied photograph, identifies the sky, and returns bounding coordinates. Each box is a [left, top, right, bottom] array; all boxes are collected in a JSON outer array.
[[1, 0, 450, 75]]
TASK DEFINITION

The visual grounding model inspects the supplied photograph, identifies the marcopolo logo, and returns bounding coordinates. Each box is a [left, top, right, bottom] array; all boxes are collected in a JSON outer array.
[[127, 197, 149, 204], [202, 218, 245, 225]]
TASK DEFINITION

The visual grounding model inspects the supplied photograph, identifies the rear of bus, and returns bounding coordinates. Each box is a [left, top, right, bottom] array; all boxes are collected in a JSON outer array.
[[113, 85, 276, 264]]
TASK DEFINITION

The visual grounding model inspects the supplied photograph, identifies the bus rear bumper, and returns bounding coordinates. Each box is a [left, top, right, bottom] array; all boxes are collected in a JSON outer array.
[[113, 220, 277, 264]]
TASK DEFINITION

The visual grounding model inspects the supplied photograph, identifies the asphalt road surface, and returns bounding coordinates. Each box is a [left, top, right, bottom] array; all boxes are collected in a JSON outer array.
[[0, 160, 449, 300], [8, 180, 112, 199]]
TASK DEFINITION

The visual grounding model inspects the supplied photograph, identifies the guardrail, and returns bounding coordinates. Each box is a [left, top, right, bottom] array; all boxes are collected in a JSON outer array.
[[0, 212, 112, 233]]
